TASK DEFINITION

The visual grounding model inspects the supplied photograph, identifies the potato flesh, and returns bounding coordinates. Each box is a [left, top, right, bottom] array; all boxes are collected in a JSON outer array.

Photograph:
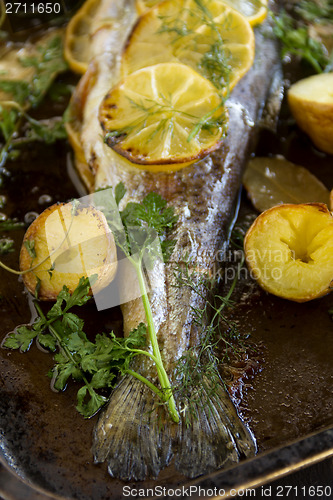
[[244, 203, 333, 302], [288, 73, 333, 155], [20, 203, 117, 300]]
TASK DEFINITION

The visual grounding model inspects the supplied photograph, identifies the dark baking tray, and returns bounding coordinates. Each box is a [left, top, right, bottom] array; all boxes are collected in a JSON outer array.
[[0, 134, 332, 499], [1, 9, 333, 500]]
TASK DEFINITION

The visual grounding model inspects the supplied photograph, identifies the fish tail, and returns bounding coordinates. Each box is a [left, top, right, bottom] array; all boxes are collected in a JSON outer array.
[[92, 375, 173, 480], [93, 372, 255, 480], [174, 373, 256, 478]]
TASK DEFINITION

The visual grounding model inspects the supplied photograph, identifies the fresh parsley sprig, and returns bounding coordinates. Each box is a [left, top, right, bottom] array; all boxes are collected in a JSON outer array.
[[296, 0, 333, 24], [0, 35, 68, 109], [0, 33, 69, 168], [95, 184, 180, 422], [3, 276, 148, 418], [0, 238, 14, 255], [271, 9, 331, 73]]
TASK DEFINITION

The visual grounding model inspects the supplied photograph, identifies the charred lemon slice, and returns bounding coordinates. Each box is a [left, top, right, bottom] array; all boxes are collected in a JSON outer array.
[[64, 0, 101, 74], [122, 0, 255, 93], [244, 203, 333, 303], [99, 62, 227, 169], [136, 0, 267, 26]]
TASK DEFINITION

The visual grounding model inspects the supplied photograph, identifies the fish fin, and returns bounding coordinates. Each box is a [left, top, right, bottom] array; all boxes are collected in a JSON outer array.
[[175, 374, 256, 478], [92, 375, 173, 480]]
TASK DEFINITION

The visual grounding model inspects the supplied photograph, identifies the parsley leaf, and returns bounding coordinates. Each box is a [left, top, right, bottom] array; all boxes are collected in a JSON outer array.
[[120, 192, 178, 236], [3, 276, 148, 418], [0, 34, 69, 169], [19, 35, 68, 108], [101, 185, 180, 422], [4, 325, 38, 352], [271, 9, 330, 73], [0, 238, 14, 255], [24, 240, 36, 259], [0, 219, 25, 231], [114, 181, 126, 206]]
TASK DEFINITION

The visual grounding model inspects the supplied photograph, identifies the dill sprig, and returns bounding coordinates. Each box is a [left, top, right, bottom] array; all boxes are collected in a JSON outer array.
[[104, 94, 226, 148], [172, 250, 247, 424], [158, 0, 231, 93]]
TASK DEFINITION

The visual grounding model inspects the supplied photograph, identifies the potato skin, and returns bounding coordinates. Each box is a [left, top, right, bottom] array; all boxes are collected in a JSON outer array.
[[288, 73, 333, 155], [244, 203, 333, 303], [20, 202, 117, 300]]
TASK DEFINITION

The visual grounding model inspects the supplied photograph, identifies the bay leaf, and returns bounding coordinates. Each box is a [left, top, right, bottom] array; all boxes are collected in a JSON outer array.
[[243, 156, 330, 212]]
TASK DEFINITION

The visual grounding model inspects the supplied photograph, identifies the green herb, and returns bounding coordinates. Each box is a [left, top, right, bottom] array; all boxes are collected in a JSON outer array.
[[0, 219, 25, 231], [104, 94, 226, 148], [18, 35, 68, 108], [172, 234, 250, 424], [0, 106, 21, 167], [24, 240, 36, 260], [0, 34, 69, 169], [3, 276, 148, 418], [47, 82, 75, 103], [158, 0, 231, 92], [96, 184, 180, 422], [0, 238, 14, 255], [18, 116, 68, 145], [271, 9, 330, 73], [34, 275, 41, 299], [296, 0, 333, 24], [329, 306, 333, 320], [0, 81, 30, 106]]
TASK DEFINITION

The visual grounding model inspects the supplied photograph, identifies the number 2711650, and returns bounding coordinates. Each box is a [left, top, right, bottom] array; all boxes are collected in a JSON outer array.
[[5, 3, 61, 14]]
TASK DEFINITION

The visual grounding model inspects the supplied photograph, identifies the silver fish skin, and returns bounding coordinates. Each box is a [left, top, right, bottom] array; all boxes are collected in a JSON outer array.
[[69, 0, 281, 481]]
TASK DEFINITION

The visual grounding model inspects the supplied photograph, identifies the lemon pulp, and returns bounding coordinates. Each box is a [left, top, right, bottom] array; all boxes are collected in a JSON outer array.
[[122, 0, 255, 94], [99, 62, 227, 168]]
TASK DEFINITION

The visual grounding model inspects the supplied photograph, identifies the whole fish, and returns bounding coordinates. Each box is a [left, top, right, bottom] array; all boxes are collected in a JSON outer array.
[[67, 0, 281, 481]]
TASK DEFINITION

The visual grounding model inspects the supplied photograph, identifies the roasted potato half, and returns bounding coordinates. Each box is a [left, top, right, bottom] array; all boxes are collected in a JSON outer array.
[[244, 203, 333, 302], [288, 73, 333, 155], [20, 202, 117, 300]]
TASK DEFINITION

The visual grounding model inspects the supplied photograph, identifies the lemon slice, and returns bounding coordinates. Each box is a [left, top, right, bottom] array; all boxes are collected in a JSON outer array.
[[221, 0, 267, 26], [135, 0, 267, 26], [136, 0, 162, 15], [122, 0, 255, 93], [64, 0, 101, 74], [99, 62, 227, 169]]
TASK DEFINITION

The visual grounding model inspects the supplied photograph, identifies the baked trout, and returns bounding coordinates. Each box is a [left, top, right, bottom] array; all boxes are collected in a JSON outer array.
[[67, 0, 281, 481]]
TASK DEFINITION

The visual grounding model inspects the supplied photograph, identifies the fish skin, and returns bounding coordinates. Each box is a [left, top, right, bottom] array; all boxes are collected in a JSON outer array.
[[68, 0, 281, 480]]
